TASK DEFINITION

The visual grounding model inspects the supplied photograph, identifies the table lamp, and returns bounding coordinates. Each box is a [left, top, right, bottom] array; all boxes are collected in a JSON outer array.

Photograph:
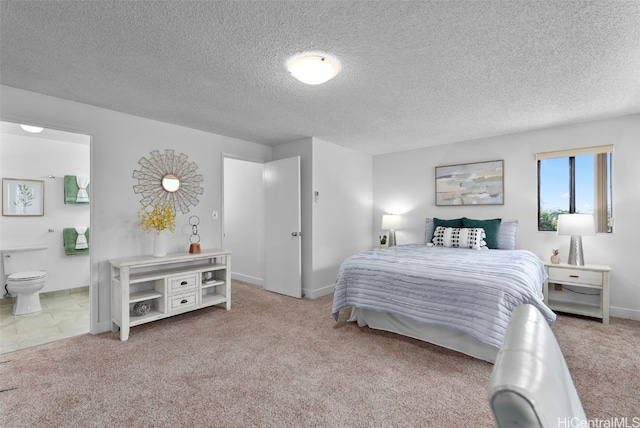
[[557, 214, 595, 266], [382, 214, 403, 247]]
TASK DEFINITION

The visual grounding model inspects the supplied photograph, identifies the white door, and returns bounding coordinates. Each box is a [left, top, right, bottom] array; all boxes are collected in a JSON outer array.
[[264, 156, 302, 298]]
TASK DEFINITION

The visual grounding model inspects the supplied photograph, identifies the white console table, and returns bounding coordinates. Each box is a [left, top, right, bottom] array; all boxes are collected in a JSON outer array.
[[110, 249, 231, 340]]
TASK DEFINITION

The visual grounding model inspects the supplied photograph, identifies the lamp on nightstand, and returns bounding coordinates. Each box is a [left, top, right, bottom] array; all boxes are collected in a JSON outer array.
[[557, 214, 595, 266], [382, 214, 403, 247]]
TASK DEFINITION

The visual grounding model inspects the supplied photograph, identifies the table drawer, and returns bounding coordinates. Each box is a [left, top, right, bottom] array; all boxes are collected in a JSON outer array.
[[169, 292, 197, 311], [168, 274, 198, 293], [548, 267, 603, 286]]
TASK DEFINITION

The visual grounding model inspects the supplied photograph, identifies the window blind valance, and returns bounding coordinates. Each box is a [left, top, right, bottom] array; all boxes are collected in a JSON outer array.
[[535, 145, 614, 161]]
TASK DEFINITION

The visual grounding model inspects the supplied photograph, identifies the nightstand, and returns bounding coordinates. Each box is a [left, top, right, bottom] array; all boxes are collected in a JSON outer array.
[[543, 262, 611, 324]]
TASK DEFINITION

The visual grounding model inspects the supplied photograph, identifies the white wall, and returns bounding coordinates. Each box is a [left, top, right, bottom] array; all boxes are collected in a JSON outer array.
[[0, 85, 273, 333], [373, 114, 640, 320], [223, 157, 265, 285], [311, 138, 372, 295], [0, 127, 90, 293]]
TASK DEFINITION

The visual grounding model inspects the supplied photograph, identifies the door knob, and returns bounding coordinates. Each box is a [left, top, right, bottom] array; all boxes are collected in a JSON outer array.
[[291, 232, 302, 237]]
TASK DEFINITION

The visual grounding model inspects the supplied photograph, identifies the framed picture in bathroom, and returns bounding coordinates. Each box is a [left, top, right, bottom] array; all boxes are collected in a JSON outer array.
[[2, 178, 45, 216]]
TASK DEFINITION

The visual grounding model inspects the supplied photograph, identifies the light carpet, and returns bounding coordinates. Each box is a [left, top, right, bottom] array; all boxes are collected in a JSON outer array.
[[1, 280, 638, 427]]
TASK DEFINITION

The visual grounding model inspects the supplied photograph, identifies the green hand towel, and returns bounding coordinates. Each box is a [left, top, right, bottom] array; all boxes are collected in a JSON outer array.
[[64, 175, 90, 204], [63, 228, 90, 255]]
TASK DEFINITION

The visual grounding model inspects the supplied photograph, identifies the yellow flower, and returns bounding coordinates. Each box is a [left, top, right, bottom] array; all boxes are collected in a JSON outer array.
[[138, 203, 176, 234]]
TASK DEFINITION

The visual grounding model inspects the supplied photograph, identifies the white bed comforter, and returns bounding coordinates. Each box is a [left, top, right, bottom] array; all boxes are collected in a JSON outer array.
[[331, 245, 556, 348]]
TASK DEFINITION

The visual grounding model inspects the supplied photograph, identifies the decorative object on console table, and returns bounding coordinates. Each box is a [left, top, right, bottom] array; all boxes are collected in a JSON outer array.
[[381, 215, 402, 247], [188, 215, 201, 254], [550, 249, 561, 264], [543, 262, 611, 324], [138, 203, 176, 257], [153, 230, 167, 257], [557, 214, 595, 266], [132, 300, 151, 316]]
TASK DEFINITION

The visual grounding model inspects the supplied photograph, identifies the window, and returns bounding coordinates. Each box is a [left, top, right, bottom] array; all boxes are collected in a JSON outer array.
[[537, 145, 613, 233]]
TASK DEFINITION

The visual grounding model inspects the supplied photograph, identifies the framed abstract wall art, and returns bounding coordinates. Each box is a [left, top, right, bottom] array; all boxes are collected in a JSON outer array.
[[435, 160, 504, 206], [2, 178, 45, 216]]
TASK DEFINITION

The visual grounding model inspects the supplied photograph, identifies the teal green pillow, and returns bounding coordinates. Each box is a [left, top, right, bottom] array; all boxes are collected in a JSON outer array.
[[432, 218, 464, 240], [462, 218, 502, 249]]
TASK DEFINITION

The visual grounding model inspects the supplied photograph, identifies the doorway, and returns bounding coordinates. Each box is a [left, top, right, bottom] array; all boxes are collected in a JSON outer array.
[[222, 155, 302, 297], [222, 157, 266, 286], [0, 120, 91, 353]]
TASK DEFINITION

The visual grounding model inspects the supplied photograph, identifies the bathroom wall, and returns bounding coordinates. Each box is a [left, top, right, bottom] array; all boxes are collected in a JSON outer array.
[[0, 121, 90, 294]]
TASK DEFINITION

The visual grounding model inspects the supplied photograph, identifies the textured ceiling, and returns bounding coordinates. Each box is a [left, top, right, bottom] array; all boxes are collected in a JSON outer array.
[[1, 1, 639, 155]]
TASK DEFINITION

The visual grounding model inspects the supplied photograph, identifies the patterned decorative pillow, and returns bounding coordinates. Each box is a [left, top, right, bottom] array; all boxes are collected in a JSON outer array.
[[462, 218, 502, 249], [424, 217, 465, 244], [432, 226, 487, 250]]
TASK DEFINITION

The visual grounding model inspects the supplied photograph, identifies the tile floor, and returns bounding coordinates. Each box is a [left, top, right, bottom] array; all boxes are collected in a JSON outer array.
[[0, 291, 89, 354]]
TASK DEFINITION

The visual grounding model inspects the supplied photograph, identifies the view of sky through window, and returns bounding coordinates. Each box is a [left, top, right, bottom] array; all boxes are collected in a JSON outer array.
[[539, 155, 595, 215]]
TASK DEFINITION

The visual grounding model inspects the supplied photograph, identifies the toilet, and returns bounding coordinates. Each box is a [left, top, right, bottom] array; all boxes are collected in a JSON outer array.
[[2, 247, 47, 315]]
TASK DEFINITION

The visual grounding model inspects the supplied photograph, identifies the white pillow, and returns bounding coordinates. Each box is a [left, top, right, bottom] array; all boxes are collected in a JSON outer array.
[[432, 226, 487, 250], [424, 218, 435, 244], [497, 220, 518, 250]]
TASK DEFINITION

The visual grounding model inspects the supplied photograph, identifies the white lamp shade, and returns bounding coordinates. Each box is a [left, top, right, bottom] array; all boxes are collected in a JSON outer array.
[[557, 214, 596, 236], [287, 55, 340, 85], [382, 214, 402, 230]]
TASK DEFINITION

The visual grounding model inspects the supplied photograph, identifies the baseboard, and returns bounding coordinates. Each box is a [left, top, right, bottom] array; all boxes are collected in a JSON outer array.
[[610, 306, 640, 321], [550, 295, 640, 321], [95, 320, 112, 335], [1, 285, 89, 306], [303, 283, 335, 299], [231, 273, 263, 287], [41, 285, 90, 299]]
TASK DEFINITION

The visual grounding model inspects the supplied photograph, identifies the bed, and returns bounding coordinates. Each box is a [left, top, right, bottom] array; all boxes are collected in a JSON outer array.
[[331, 218, 556, 363]]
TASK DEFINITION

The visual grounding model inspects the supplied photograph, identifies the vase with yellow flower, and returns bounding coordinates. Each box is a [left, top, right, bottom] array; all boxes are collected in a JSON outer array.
[[138, 203, 176, 257]]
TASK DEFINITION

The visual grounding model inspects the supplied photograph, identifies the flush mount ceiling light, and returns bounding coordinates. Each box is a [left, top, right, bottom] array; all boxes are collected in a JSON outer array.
[[287, 54, 340, 85], [20, 124, 44, 133]]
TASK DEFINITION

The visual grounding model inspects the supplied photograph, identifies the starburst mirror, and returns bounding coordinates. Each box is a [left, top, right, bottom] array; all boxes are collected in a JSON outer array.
[[133, 149, 204, 214]]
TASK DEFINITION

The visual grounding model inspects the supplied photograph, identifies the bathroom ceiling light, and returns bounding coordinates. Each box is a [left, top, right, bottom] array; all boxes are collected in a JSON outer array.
[[20, 124, 44, 133], [287, 54, 340, 85]]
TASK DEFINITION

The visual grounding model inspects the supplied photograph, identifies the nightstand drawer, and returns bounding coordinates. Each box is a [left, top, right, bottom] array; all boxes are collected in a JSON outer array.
[[548, 267, 603, 286], [168, 274, 198, 293], [169, 292, 197, 311]]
